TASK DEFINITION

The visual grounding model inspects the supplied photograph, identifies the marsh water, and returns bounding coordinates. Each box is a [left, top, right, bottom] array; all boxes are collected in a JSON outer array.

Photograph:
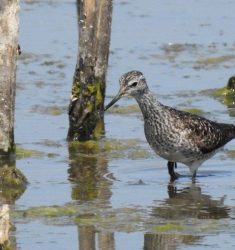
[[9, 0, 235, 249]]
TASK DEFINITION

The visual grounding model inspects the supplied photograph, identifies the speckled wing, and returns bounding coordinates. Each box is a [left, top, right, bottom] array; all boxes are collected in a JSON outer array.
[[167, 107, 235, 154]]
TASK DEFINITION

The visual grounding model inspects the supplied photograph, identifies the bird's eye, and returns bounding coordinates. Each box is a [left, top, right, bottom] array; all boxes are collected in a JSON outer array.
[[130, 82, 138, 88]]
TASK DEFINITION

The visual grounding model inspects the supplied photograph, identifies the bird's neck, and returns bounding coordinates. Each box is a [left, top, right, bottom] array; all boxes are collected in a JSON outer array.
[[135, 89, 162, 119]]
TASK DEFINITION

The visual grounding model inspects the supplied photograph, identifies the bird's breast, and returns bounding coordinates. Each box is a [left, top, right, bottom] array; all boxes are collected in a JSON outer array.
[[144, 118, 202, 162]]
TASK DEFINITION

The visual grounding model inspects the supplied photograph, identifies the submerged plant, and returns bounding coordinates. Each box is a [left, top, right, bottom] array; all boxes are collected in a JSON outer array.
[[212, 76, 235, 107]]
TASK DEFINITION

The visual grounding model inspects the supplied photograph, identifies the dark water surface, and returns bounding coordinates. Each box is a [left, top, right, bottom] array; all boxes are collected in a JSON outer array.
[[12, 0, 235, 249]]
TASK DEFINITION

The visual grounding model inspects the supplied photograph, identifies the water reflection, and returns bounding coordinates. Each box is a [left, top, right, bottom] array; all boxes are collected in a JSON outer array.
[[152, 183, 229, 220], [67, 144, 231, 249], [68, 143, 114, 250], [0, 159, 26, 249], [144, 233, 200, 250], [78, 226, 115, 250], [143, 183, 229, 250]]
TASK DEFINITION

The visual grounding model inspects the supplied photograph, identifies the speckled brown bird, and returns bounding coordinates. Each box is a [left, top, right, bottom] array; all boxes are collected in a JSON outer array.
[[105, 70, 235, 181]]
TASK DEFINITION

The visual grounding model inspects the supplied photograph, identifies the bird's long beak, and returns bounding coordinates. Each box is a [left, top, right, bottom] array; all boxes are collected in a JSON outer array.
[[104, 86, 127, 111]]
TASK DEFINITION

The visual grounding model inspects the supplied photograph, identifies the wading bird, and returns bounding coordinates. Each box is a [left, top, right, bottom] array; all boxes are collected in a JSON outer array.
[[105, 71, 235, 181]]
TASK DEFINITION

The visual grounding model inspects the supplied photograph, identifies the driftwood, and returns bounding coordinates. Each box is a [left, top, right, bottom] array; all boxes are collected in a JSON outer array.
[[67, 0, 113, 141], [0, 0, 19, 155]]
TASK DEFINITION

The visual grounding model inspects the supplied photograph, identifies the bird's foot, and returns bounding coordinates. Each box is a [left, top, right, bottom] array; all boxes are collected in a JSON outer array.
[[170, 171, 180, 182], [167, 161, 180, 182]]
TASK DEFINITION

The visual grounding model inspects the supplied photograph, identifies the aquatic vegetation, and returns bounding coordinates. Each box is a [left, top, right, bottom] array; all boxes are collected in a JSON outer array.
[[106, 104, 140, 114], [152, 223, 184, 232], [16, 147, 45, 159], [195, 55, 235, 67], [127, 149, 151, 159], [14, 204, 144, 232], [0, 166, 27, 203], [224, 149, 235, 159], [182, 108, 204, 115], [46, 106, 64, 116], [41, 59, 66, 69], [35, 139, 62, 148], [75, 213, 116, 226], [30, 104, 65, 116], [16, 146, 58, 159], [211, 76, 235, 107], [12, 203, 230, 236], [68, 138, 151, 160], [20, 205, 77, 218], [0, 166, 27, 186]]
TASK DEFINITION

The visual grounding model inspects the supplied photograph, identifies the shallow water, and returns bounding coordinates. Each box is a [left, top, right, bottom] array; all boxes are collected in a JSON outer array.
[[8, 0, 235, 249]]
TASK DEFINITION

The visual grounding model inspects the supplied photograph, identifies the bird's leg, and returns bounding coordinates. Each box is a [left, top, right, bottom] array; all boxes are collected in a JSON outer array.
[[167, 161, 180, 182], [192, 170, 197, 183]]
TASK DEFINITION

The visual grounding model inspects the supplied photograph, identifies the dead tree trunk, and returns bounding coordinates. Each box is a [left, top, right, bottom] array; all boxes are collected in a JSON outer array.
[[0, 0, 19, 156], [67, 0, 112, 141]]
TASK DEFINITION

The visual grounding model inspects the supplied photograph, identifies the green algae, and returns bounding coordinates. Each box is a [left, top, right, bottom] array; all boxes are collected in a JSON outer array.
[[211, 85, 235, 107], [71, 83, 80, 99], [16, 147, 34, 159], [75, 214, 116, 226], [16, 205, 77, 218], [206, 76, 235, 107], [152, 223, 184, 232], [0, 166, 27, 187], [11, 203, 231, 235], [46, 106, 63, 116], [0, 242, 11, 250], [106, 138, 150, 159], [36, 139, 62, 148], [72, 81, 103, 107], [70, 79, 105, 140], [95, 83, 103, 108], [212, 86, 228, 97], [106, 104, 140, 114], [87, 85, 97, 95], [30, 104, 65, 116], [196, 55, 235, 66], [16, 147, 45, 159], [69, 138, 151, 160], [182, 108, 204, 115], [127, 149, 151, 159], [69, 140, 99, 152], [74, 208, 143, 232], [0, 165, 27, 203], [106, 102, 202, 117], [16, 146, 58, 159], [103, 138, 139, 151], [224, 150, 235, 159]]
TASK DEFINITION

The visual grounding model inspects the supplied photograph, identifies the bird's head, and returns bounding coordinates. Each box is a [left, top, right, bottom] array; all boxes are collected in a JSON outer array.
[[105, 70, 148, 111]]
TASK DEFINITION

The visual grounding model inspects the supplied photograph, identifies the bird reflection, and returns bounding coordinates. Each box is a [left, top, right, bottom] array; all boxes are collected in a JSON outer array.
[[143, 183, 229, 250], [161, 183, 229, 219], [152, 183, 229, 220]]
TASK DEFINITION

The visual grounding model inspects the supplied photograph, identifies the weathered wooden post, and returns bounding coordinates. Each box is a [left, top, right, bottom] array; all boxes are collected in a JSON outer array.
[[0, 0, 19, 156], [67, 0, 113, 141], [0, 0, 27, 208]]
